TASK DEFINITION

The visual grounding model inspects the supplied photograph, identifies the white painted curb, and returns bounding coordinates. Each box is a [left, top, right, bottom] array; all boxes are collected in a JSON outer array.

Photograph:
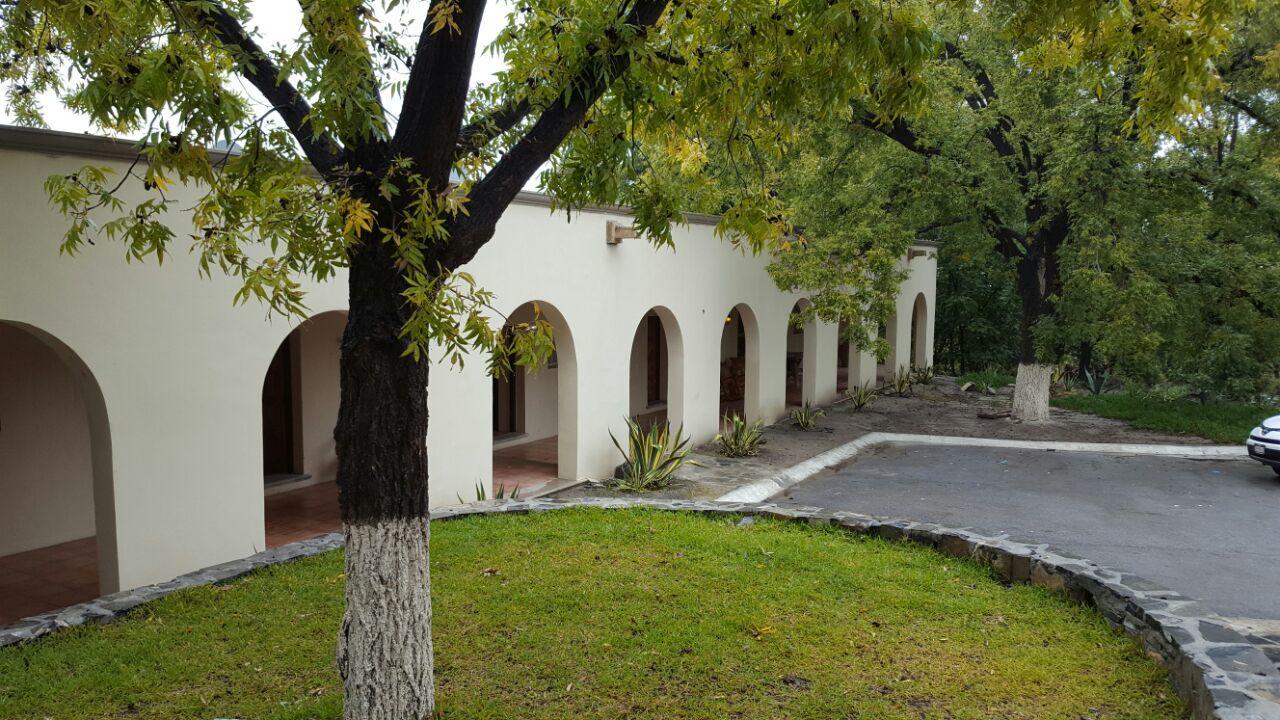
[[715, 432, 1243, 503]]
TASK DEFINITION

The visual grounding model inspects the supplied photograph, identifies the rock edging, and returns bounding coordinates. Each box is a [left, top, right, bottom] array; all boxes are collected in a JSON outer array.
[[2, 498, 1276, 719]]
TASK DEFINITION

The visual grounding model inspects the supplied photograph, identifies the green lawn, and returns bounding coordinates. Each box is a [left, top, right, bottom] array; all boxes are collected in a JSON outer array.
[[0, 509, 1186, 720], [957, 370, 1016, 390], [1052, 392, 1277, 443]]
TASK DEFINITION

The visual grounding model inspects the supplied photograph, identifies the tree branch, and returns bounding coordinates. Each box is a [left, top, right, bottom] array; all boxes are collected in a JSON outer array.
[[1223, 94, 1275, 130], [439, 0, 673, 269], [851, 106, 939, 158], [392, 0, 489, 188], [185, 0, 346, 176], [456, 98, 532, 156]]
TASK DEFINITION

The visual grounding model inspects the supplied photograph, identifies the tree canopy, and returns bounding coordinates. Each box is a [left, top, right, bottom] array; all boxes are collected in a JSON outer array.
[[751, 0, 1274, 401]]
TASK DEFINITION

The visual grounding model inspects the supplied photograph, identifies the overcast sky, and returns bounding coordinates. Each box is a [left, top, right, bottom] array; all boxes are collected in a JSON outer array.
[[1, 1, 513, 136]]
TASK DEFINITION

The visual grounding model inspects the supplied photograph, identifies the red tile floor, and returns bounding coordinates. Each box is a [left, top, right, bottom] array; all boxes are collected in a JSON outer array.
[[1, 446, 615, 626], [0, 537, 99, 625], [265, 482, 343, 547], [492, 435, 559, 495]]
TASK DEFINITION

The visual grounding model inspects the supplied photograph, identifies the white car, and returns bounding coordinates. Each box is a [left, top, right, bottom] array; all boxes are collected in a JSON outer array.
[[1248, 415, 1280, 475]]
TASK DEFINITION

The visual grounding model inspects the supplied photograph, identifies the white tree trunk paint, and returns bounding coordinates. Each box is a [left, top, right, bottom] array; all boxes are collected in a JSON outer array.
[[338, 516, 434, 720], [1012, 363, 1053, 422]]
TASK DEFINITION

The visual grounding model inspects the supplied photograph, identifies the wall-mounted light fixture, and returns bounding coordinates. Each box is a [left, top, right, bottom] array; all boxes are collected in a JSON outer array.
[[606, 220, 638, 245]]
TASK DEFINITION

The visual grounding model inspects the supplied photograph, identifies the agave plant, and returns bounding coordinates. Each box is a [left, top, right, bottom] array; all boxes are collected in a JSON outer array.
[[610, 418, 692, 492], [890, 365, 915, 396], [844, 380, 877, 411], [715, 413, 765, 457], [458, 481, 520, 504], [790, 401, 825, 430], [910, 364, 935, 385], [1080, 367, 1112, 396]]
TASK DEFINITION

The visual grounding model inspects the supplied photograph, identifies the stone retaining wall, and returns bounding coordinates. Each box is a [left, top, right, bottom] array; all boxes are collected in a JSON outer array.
[[2, 498, 1277, 719]]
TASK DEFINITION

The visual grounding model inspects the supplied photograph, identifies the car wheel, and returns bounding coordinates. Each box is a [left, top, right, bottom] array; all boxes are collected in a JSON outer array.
[[1274, 466, 1280, 477]]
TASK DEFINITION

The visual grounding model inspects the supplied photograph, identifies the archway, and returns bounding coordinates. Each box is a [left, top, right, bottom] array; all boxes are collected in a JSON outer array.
[[0, 321, 115, 623], [719, 304, 762, 422], [629, 307, 684, 429], [492, 300, 578, 496], [261, 311, 346, 548], [910, 293, 929, 368], [785, 300, 814, 407]]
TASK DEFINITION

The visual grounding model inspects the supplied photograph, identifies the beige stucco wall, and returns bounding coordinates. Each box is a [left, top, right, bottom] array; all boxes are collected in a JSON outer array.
[[0, 128, 936, 594]]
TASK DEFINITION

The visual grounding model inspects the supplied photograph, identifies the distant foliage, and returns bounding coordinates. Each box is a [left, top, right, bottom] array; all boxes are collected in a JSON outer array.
[[934, 244, 1019, 376]]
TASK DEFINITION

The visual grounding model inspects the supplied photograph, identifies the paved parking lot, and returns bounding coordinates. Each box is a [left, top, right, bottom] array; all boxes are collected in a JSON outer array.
[[777, 443, 1280, 620]]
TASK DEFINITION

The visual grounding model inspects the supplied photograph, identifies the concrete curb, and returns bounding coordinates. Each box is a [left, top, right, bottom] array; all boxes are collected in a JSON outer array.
[[716, 432, 1244, 503], [1, 497, 1276, 719]]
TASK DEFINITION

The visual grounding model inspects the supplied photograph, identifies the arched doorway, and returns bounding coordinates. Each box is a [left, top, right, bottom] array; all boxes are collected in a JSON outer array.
[[0, 321, 114, 623], [492, 301, 578, 496], [629, 307, 684, 429], [785, 300, 814, 407], [719, 304, 761, 421], [262, 311, 346, 548], [910, 293, 928, 368]]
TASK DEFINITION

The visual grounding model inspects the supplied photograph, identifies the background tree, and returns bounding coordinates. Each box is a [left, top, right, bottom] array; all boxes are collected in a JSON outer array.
[[1049, 5, 1280, 400], [756, 0, 1250, 419]]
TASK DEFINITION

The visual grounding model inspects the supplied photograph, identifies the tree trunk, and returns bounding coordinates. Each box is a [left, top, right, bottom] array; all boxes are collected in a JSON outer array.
[[1012, 362, 1053, 421], [1010, 246, 1051, 422], [334, 235, 435, 720]]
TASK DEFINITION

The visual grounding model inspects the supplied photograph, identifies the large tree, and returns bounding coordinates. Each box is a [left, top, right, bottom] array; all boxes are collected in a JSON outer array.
[[762, 0, 1252, 419]]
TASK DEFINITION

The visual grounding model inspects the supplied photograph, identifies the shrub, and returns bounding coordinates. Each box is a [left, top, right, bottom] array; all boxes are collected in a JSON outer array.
[[889, 365, 914, 396], [910, 364, 935, 385], [1079, 367, 1112, 396], [715, 414, 765, 457], [844, 380, 877, 411], [790, 402, 825, 430], [958, 370, 1015, 393], [610, 418, 692, 492]]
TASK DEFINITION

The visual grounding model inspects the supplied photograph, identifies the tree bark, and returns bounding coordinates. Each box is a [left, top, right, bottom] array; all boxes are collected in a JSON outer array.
[[1010, 245, 1052, 421], [1012, 362, 1053, 421], [334, 231, 435, 720]]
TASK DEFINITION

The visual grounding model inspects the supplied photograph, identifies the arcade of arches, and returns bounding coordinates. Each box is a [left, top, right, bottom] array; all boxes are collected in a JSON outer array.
[[0, 293, 931, 623]]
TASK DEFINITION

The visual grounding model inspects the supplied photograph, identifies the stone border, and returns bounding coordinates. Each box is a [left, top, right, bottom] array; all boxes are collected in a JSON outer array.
[[3, 498, 1276, 719], [716, 432, 1244, 503]]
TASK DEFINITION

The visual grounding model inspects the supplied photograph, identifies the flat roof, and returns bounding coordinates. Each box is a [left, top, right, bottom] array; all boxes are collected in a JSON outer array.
[[0, 124, 938, 247]]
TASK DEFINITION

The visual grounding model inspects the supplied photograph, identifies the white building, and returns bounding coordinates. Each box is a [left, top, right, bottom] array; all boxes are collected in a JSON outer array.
[[0, 126, 936, 622]]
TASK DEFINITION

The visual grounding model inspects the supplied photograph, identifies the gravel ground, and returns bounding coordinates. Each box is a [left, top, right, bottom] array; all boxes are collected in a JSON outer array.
[[551, 376, 1216, 502]]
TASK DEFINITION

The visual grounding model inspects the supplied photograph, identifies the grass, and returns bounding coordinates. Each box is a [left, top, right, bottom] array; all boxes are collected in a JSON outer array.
[[1053, 392, 1278, 443], [0, 508, 1187, 720], [957, 370, 1015, 390]]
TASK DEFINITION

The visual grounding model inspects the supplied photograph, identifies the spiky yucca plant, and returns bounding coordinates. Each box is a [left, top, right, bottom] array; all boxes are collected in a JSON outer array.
[[458, 481, 521, 504], [715, 413, 766, 457], [790, 402, 825, 430], [890, 366, 915, 396], [610, 418, 692, 492], [844, 380, 877, 411]]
